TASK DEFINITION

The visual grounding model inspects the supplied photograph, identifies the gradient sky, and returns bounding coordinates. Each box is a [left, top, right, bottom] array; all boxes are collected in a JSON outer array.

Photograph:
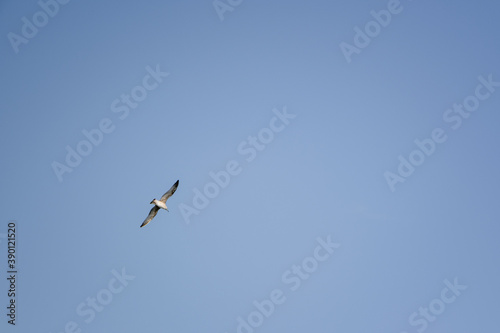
[[1, 1, 500, 332]]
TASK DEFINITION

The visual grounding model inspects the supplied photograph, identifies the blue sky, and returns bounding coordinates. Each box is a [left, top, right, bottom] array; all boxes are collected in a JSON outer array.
[[1, 0, 499, 332]]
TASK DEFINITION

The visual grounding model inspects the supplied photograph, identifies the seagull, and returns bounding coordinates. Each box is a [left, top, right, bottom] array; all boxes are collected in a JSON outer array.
[[140, 180, 179, 228]]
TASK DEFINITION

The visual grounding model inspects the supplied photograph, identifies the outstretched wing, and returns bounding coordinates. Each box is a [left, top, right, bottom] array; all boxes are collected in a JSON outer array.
[[159, 180, 179, 203], [140, 206, 160, 228]]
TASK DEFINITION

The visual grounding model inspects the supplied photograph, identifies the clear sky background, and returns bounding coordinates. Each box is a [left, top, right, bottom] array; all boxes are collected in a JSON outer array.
[[1, 0, 499, 332]]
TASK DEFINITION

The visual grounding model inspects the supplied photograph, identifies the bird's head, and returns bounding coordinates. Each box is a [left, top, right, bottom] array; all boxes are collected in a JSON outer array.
[[150, 199, 156, 204]]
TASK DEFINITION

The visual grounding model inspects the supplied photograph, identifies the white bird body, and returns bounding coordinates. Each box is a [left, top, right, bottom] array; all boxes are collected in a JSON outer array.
[[152, 199, 168, 211], [140, 180, 179, 228]]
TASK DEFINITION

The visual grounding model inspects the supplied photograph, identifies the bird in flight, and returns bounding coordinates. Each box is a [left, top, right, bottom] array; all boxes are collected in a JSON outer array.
[[140, 180, 179, 228]]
